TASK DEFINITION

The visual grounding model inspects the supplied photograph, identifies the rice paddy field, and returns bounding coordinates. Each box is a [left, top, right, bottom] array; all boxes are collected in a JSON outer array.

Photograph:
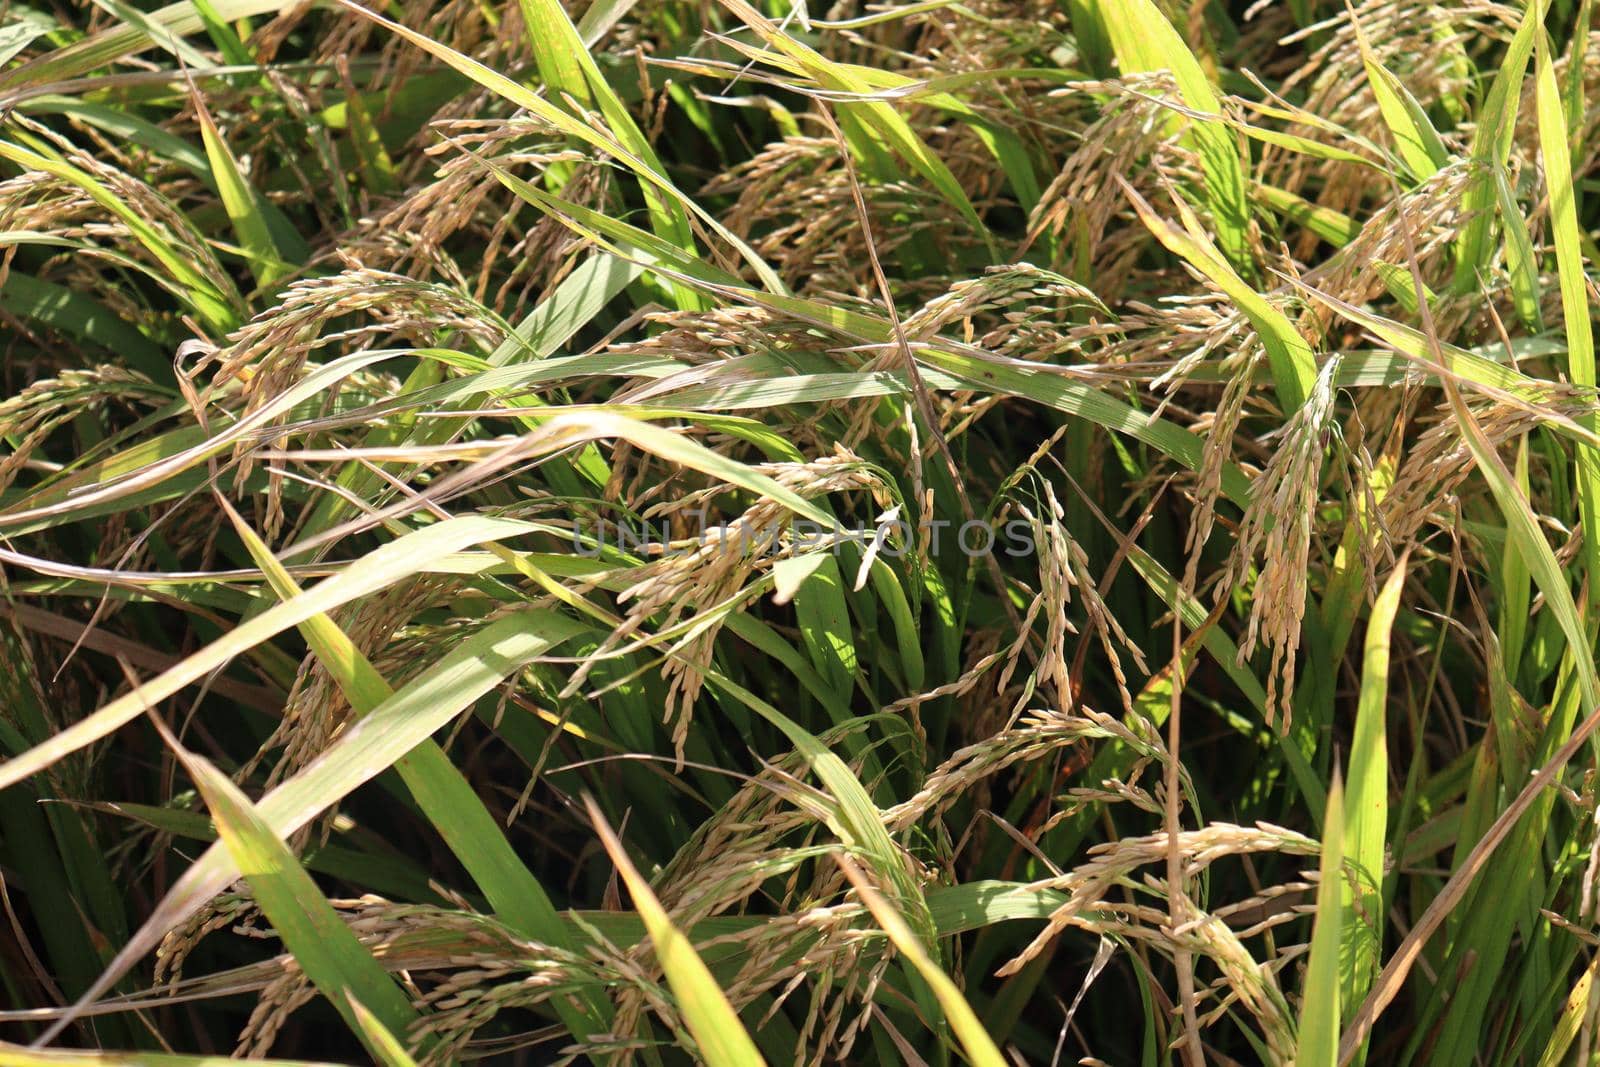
[[0, 0, 1598, 1063]]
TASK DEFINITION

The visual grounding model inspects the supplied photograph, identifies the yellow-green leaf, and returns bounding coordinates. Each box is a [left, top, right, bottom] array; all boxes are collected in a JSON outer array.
[[1296, 772, 1346, 1067], [161, 730, 429, 1061], [587, 797, 767, 1067], [1100, 0, 1252, 272]]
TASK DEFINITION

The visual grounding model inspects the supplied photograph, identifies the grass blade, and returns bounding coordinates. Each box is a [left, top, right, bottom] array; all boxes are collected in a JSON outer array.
[[0, 516, 545, 791], [193, 92, 290, 289], [1351, 16, 1449, 183], [153, 722, 429, 1061], [35, 605, 589, 1045], [837, 853, 1007, 1067], [586, 797, 767, 1067], [0, 140, 239, 331], [1533, 28, 1600, 601], [514, 0, 701, 308], [218, 499, 612, 1039], [1451, 0, 1543, 293], [1100, 0, 1252, 273], [1492, 164, 1543, 331], [1341, 555, 1405, 1014], [1297, 771, 1345, 1067], [1121, 179, 1317, 411], [346, 997, 422, 1067], [328, 0, 783, 295], [1339, 705, 1600, 1062]]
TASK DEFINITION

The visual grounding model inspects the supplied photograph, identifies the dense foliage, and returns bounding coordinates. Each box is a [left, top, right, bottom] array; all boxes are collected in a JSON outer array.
[[0, 0, 1598, 1063]]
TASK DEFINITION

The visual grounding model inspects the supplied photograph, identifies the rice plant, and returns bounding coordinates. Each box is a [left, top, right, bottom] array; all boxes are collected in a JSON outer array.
[[0, 0, 1596, 1063]]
